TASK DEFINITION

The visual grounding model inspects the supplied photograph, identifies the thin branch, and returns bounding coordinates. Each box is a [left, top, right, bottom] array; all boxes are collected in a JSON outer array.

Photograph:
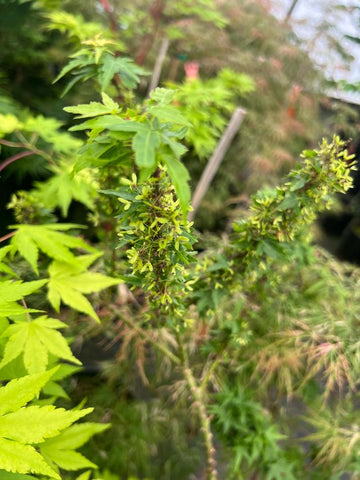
[[189, 107, 246, 220], [15, 129, 31, 145], [115, 311, 181, 365], [176, 333, 218, 480], [0, 145, 55, 172], [0, 231, 15, 243], [147, 36, 170, 96], [0, 138, 28, 149], [284, 0, 300, 23], [29, 132, 39, 145], [21, 298, 32, 322], [0, 151, 36, 173]]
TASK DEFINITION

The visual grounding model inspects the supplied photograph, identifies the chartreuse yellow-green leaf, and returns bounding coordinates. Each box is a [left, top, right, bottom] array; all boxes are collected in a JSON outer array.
[[0, 316, 81, 374], [0, 280, 47, 304], [40, 422, 109, 471], [0, 405, 93, 444], [0, 246, 17, 278], [47, 260, 120, 321], [0, 279, 47, 318], [0, 438, 60, 479], [63, 92, 120, 119], [0, 369, 56, 415], [34, 161, 97, 217], [42, 449, 96, 471], [10, 224, 95, 274], [0, 369, 94, 478]]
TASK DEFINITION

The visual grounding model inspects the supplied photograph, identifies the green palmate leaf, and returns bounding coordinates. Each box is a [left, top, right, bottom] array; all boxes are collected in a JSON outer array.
[[99, 54, 146, 90], [42, 381, 69, 400], [0, 316, 81, 374], [22, 116, 82, 155], [10, 224, 94, 273], [0, 438, 59, 479], [0, 264, 17, 277], [163, 155, 191, 218], [45, 10, 107, 42], [0, 367, 92, 479], [101, 92, 119, 110], [34, 163, 97, 217], [40, 423, 109, 471], [0, 280, 47, 304], [162, 135, 188, 158], [0, 327, 28, 372], [41, 448, 96, 471], [132, 129, 160, 169], [0, 304, 40, 317], [0, 317, 9, 335], [0, 369, 56, 415], [0, 246, 13, 262], [53, 57, 89, 84], [0, 405, 93, 444], [70, 115, 146, 132], [64, 93, 120, 119], [99, 55, 122, 90], [50, 364, 82, 381], [0, 246, 17, 278], [47, 283, 95, 321], [147, 105, 191, 127], [150, 88, 175, 105], [0, 278, 46, 319], [10, 235, 38, 275], [40, 423, 110, 451], [0, 114, 22, 136], [47, 260, 120, 321]]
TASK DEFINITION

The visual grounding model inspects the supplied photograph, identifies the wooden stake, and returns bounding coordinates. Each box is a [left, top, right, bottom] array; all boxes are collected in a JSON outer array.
[[189, 107, 246, 221], [147, 37, 170, 95], [284, 0, 300, 22]]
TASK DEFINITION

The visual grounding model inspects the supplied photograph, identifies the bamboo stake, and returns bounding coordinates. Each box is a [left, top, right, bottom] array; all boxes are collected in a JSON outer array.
[[189, 107, 246, 221], [147, 37, 170, 95], [284, 0, 300, 22]]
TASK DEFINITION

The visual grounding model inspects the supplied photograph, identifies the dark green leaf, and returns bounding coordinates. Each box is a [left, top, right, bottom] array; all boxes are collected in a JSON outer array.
[[132, 129, 160, 169], [163, 155, 191, 218]]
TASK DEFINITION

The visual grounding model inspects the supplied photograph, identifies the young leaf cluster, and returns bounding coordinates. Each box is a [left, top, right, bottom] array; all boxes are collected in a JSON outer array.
[[104, 170, 196, 323], [54, 36, 147, 97]]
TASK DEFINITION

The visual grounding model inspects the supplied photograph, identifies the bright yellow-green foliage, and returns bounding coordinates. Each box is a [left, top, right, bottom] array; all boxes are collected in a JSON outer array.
[[0, 226, 117, 478], [0, 368, 108, 479]]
